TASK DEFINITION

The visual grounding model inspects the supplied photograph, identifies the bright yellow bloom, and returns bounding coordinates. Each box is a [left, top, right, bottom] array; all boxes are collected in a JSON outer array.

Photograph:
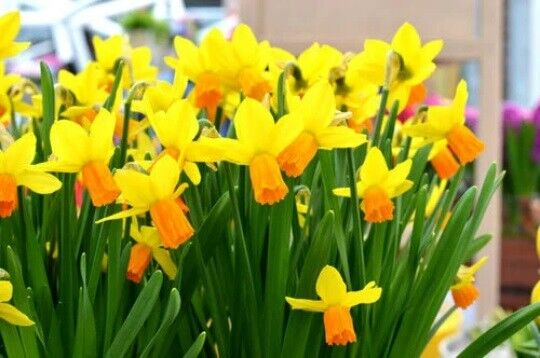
[[148, 99, 203, 184], [277, 81, 367, 177], [333, 147, 413, 223], [127, 218, 177, 283], [40, 108, 120, 207], [196, 98, 302, 205], [286, 265, 381, 346], [127, 131, 158, 163], [451, 256, 487, 309], [165, 30, 226, 120], [349, 22, 442, 111], [132, 75, 188, 117], [402, 80, 484, 164], [0, 62, 28, 125], [0, 132, 61, 217], [98, 155, 193, 249], [0, 11, 30, 60], [532, 281, 540, 324], [0, 280, 34, 326]]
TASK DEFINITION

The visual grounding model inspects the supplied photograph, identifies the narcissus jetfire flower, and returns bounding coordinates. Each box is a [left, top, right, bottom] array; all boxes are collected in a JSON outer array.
[[286, 265, 382, 346], [0, 132, 61, 217], [333, 147, 413, 223], [278, 81, 367, 177], [148, 99, 203, 184], [40, 108, 120, 206], [349, 22, 442, 111], [196, 98, 301, 205], [98, 155, 193, 249], [127, 219, 178, 283], [0, 11, 30, 60], [402, 80, 484, 165], [0, 280, 34, 326], [451, 256, 488, 309]]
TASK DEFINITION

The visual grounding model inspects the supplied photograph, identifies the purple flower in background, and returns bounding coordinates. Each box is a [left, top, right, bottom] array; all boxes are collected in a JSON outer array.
[[532, 101, 540, 162], [465, 106, 479, 129], [503, 101, 529, 130]]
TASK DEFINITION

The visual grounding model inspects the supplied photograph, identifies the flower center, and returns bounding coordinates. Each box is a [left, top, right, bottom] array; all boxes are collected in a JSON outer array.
[[430, 146, 459, 179], [323, 306, 357, 346], [127, 243, 153, 283], [238, 68, 272, 101], [277, 132, 318, 177], [194, 72, 222, 120], [150, 198, 194, 249], [362, 186, 394, 223], [81, 161, 120, 207], [0, 174, 17, 218], [451, 283, 480, 309], [446, 125, 485, 164], [249, 153, 288, 205]]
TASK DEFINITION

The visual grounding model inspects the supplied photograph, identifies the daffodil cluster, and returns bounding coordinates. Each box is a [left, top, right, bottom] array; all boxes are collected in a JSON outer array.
[[0, 10, 519, 358]]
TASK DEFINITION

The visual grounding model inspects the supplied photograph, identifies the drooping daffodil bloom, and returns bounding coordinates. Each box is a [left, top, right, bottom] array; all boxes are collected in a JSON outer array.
[[401, 80, 484, 165], [277, 81, 367, 177], [127, 218, 178, 283], [348, 22, 443, 112], [451, 256, 488, 309], [0, 280, 34, 326], [333, 147, 413, 223], [39, 108, 120, 207], [0, 132, 62, 218], [0, 11, 30, 60], [286, 265, 382, 346], [98, 155, 193, 249]]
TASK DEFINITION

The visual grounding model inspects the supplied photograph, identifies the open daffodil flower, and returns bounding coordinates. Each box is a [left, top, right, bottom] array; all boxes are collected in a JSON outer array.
[[451, 256, 488, 309], [0, 280, 34, 326]]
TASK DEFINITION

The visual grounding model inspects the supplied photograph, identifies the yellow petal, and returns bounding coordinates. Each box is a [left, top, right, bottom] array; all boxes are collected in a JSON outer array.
[[285, 297, 328, 312], [189, 138, 253, 165], [234, 98, 275, 153], [113, 169, 155, 207], [360, 147, 389, 187], [0, 43, 30, 59], [0, 281, 13, 302], [316, 126, 367, 150], [298, 81, 336, 131], [150, 155, 180, 200], [391, 22, 421, 56], [183, 161, 201, 185], [452, 80, 468, 126], [401, 122, 446, 141], [2, 132, 35, 174], [315, 265, 347, 305], [269, 114, 303, 156], [151, 99, 198, 149], [231, 24, 259, 67], [421, 40, 444, 60], [468, 256, 488, 276], [89, 108, 116, 162], [152, 248, 178, 280], [333, 187, 351, 197], [50, 120, 90, 168], [0, 303, 34, 326], [383, 159, 412, 193], [15, 170, 62, 194], [342, 281, 382, 307], [96, 207, 148, 224]]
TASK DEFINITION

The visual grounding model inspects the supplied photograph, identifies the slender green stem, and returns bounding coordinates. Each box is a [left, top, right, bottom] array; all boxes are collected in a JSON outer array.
[[372, 88, 389, 145], [346, 149, 365, 286]]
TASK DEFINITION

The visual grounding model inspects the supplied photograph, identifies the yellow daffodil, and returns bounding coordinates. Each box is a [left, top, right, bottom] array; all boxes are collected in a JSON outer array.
[[348, 22, 442, 111], [0, 11, 30, 60], [196, 98, 301, 205], [0, 280, 34, 326], [277, 81, 367, 177], [451, 256, 487, 309], [127, 131, 158, 163], [98, 155, 193, 249], [127, 218, 177, 283], [148, 99, 203, 184], [165, 30, 226, 120], [286, 265, 381, 346], [0, 62, 27, 125], [425, 179, 447, 217], [39, 108, 120, 207], [333, 147, 413, 223], [402, 80, 484, 165], [132, 74, 188, 117], [295, 188, 310, 228], [0, 132, 61, 217]]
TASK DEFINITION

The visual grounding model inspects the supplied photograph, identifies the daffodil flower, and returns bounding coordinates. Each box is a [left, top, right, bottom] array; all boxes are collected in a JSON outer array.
[[98, 155, 193, 249], [0, 132, 61, 217], [127, 218, 178, 283], [451, 256, 488, 309], [148, 99, 203, 184], [196, 98, 302, 205], [165, 30, 226, 120], [333, 147, 412, 223], [0, 11, 30, 60], [349, 22, 442, 112], [401, 80, 484, 165], [286, 265, 381, 346], [277, 82, 367, 177], [131, 74, 188, 118], [425, 179, 447, 217], [0, 62, 28, 125], [0, 280, 34, 326], [39, 108, 120, 207]]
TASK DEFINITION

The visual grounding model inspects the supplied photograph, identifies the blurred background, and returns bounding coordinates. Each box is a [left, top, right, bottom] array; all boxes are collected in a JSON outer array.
[[4, 0, 540, 355]]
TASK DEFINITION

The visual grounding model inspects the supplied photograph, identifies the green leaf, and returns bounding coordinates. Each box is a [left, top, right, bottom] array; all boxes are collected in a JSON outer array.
[[73, 254, 97, 358], [105, 271, 163, 358], [183, 332, 206, 358], [140, 289, 181, 358], [459, 303, 540, 357], [102, 60, 124, 111], [39, 62, 55, 156]]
